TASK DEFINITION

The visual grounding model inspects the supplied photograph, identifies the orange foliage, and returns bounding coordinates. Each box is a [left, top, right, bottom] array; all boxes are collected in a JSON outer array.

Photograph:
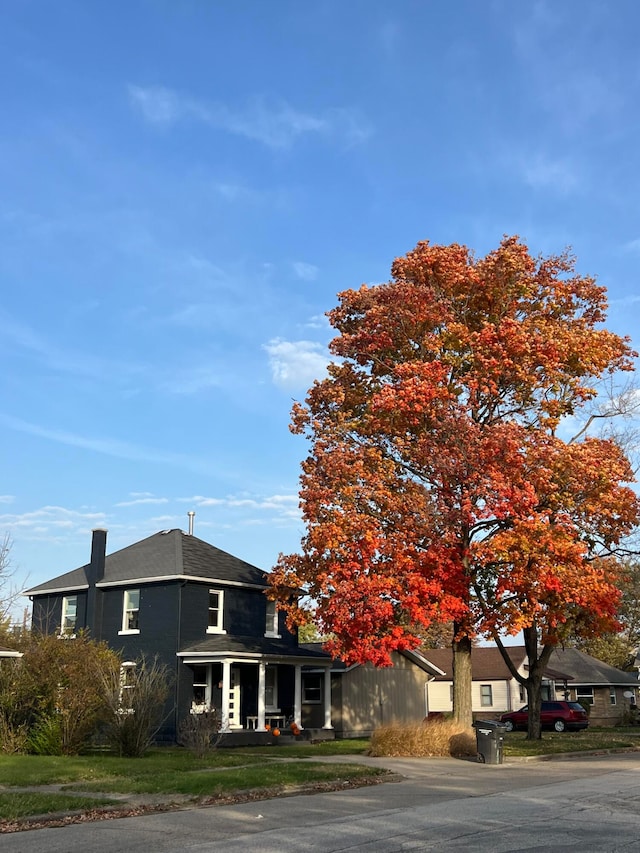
[[270, 236, 639, 665]]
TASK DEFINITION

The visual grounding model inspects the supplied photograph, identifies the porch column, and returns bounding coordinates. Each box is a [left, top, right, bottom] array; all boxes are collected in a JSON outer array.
[[221, 659, 231, 732], [294, 664, 303, 728], [322, 667, 333, 729], [257, 662, 267, 731]]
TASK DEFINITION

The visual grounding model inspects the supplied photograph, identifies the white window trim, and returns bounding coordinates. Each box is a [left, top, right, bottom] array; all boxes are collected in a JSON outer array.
[[60, 595, 78, 637], [207, 588, 227, 634], [264, 600, 281, 638], [119, 588, 140, 636]]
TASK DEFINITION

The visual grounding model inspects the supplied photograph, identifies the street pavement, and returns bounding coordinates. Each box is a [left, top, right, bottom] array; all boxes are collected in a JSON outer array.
[[3, 752, 640, 852]]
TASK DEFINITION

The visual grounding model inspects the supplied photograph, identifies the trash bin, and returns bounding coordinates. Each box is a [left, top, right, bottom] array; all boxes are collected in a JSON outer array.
[[473, 719, 506, 764]]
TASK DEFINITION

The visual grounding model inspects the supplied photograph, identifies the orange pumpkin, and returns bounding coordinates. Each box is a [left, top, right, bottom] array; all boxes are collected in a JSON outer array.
[[272, 728, 281, 736]]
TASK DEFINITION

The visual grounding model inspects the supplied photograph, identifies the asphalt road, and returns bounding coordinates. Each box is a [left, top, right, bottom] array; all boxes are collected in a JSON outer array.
[[4, 753, 640, 852]]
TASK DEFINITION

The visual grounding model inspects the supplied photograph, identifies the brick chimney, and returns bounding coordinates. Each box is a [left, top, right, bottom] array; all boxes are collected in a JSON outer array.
[[85, 528, 107, 637]]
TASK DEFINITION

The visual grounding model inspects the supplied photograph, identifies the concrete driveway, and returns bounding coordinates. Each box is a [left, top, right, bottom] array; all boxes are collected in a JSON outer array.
[[3, 752, 640, 852]]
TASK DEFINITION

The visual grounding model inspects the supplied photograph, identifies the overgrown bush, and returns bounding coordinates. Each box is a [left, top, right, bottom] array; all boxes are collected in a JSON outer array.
[[178, 708, 222, 758], [368, 718, 476, 758], [0, 632, 119, 755], [0, 710, 28, 754], [100, 655, 171, 757], [26, 712, 63, 755]]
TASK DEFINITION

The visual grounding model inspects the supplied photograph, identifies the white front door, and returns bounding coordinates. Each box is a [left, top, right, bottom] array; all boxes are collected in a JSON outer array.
[[228, 666, 242, 729]]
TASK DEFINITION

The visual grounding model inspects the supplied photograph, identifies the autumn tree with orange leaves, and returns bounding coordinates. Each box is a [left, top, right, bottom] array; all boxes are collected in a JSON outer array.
[[270, 236, 639, 737]]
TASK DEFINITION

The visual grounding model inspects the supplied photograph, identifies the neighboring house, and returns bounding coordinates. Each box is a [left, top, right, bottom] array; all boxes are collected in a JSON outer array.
[[303, 645, 445, 737], [422, 646, 639, 726], [25, 527, 332, 743]]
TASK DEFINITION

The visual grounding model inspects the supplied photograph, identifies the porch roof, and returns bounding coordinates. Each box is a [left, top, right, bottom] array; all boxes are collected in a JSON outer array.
[[178, 634, 332, 665]]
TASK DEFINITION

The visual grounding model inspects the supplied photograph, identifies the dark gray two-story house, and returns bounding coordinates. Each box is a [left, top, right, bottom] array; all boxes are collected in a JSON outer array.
[[26, 526, 333, 742]]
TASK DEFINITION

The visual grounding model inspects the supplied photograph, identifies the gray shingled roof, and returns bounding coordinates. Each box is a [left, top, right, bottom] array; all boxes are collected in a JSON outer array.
[[180, 634, 332, 661], [548, 647, 639, 686], [420, 645, 638, 686], [25, 529, 268, 595]]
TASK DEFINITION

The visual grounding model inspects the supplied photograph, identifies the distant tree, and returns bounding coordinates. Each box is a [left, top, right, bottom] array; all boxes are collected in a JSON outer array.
[[572, 558, 640, 670], [270, 236, 639, 739]]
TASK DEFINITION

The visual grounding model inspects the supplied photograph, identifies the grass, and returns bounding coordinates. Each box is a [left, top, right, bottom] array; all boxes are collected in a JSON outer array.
[[503, 728, 640, 757], [0, 792, 115, 820], [0, 747, 386, 821], [61, 761, 380, 796]]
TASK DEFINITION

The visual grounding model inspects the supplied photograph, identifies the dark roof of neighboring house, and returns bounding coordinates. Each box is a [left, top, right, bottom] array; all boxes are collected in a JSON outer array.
[[25, 529, 268, 595], [179, 634, 332, 661], [422, 646, 528, 681], [299, 644, 447, 676], [548, 647, 639, 686]]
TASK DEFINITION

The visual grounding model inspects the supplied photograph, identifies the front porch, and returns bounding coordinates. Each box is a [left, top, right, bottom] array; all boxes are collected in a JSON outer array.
[[177, 649, 334, 735]]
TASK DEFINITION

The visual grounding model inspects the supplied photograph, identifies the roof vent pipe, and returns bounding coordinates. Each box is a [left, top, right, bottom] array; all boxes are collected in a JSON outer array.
[[187, 511, 195, 535]]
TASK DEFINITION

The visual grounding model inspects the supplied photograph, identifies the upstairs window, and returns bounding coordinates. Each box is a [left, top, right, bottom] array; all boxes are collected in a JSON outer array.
[[265, 600, 280, 637], [207, 589, 226, 633], [120, 589, 140, 634], [60, 595, 78, 636]]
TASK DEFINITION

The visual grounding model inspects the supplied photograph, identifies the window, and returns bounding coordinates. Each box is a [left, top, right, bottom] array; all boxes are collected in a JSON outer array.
[[303, 674, 322, 703], [610, 687, 617, 706], [192, 665, 209, 712], [119, 661, 136, 712], [480, 684, 493, 707], [265, 666, 279, 710], [120, 589, 140, 634], [265, 600, 280, 637], [576, 687, 594, 705], [207, 589, 226, 633], [60, 595, 78, 636]]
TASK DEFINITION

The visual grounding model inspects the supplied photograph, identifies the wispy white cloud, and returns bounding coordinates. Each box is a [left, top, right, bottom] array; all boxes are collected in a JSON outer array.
[[115, 496, 169, 507], [128, 85, 371, 149], [520, 153, 581, 194], [623, 238, 640, 254], [263, 338, 329, 389], [0, 414, 215, 474], [0, 505, 107, 534], [292, 261, 319, 281], [303, 314, 330, 331], [0, 496, 15, 504]]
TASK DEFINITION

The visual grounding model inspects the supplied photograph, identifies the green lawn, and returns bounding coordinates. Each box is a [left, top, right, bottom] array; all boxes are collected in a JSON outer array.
[[2, 731, 638, 824], [0, 792, 116, 821], [503, 728, 640, 757], [0, 747, 386, 822]]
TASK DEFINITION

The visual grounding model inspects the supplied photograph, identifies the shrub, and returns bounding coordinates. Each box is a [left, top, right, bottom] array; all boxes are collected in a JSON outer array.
[[0, 711, 28, 754], [0, 632, 119, 755], [178, 708, 222, 758], [368, 718, 476, 758], [100, 655, 171, 757], [26, 713, 63, 755]]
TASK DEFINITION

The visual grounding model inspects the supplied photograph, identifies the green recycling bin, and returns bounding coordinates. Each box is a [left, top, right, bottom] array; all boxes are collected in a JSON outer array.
[[473, 719, 506, 764]]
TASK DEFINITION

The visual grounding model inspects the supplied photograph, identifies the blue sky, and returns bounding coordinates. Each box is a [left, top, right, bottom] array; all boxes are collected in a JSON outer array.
[[2, 0, 640, 603]]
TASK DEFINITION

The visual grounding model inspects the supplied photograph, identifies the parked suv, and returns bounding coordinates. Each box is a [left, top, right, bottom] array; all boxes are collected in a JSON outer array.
[[500, 701, 589, 732]]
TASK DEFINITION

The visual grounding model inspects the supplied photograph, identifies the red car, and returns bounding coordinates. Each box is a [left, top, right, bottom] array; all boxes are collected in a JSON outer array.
[[500, 700, 589, 732]]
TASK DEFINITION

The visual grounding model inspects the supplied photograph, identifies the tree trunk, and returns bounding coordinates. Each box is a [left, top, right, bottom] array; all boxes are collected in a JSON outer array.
[[523, 626, 554, 740], [452, 627, 473, 726]]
